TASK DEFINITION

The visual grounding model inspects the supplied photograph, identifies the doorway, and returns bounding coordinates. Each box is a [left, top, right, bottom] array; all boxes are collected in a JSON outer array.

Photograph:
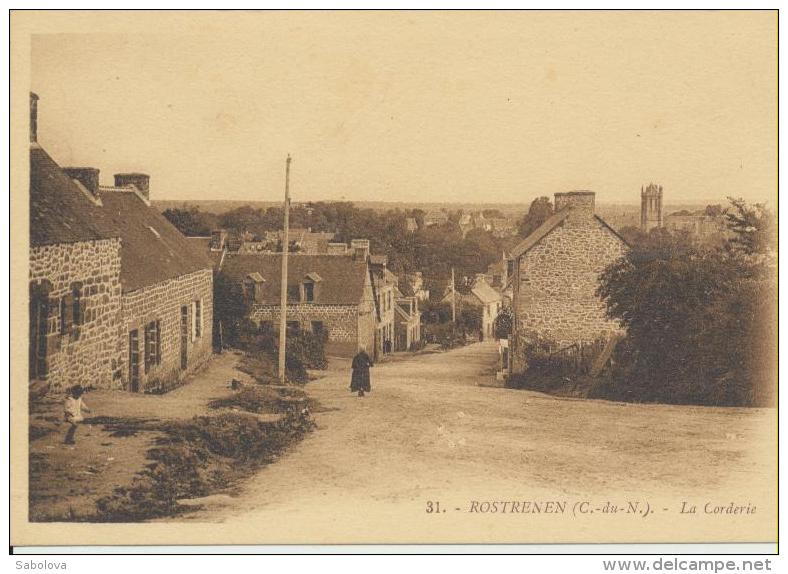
[[29, 281, 51, 380]]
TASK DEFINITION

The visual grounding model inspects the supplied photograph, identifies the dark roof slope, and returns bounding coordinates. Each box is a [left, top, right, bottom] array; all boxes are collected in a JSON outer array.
[[30, 147, 108, 245], [99, 191, 213, 291], [31, 146, 212, 292], [221, 254, 369, 305]]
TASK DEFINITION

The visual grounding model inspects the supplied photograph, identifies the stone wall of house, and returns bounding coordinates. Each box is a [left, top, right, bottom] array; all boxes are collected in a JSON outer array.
[[246, 270, 376, 358], [29, 238, 123, 392], [512, 217, 626, 371], [119, 268, 213, 392], [249, 304, 359, 341]]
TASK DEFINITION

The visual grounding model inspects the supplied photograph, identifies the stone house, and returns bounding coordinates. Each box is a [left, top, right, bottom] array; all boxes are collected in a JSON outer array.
[[509, 191, 627, 373], [29, 93, 214, 393], [424, 209, 449, 227], [220, 253, 376, 357]]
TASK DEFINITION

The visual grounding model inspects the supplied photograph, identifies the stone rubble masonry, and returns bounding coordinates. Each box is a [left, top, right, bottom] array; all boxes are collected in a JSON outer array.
[[29, 238, 123, 392], [512, 212, 627, 372], [247, 274, 376, 357], [119, 268, 214, 392]]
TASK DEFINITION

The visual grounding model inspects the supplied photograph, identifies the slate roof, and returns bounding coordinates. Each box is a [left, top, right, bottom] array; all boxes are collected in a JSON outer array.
[[187, 236, 226, 271], [220, 254, 370, 306], [30, 147, 108, 245], [31, 146, 213, 293]]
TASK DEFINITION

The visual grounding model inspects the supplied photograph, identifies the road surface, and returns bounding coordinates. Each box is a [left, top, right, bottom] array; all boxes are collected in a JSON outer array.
[[180, 342, 776, 544]]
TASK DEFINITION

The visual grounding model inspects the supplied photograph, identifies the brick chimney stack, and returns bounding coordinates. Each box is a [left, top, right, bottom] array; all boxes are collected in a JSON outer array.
[[30, 92, 39, 143], [63, 167, 100, 199], [114, 173, 150, 201]]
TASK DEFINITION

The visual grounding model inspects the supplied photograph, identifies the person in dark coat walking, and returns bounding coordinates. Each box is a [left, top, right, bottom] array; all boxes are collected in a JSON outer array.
[[350, 346, 373, 397]]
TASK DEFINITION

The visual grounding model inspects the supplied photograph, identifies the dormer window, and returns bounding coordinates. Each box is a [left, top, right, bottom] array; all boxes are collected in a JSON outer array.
[[301, 272, 323, 303]]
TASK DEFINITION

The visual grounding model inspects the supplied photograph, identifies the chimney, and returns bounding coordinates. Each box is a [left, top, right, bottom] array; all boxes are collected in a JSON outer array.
[[350, 239, 370, 261], [114, 173, 150, 200], [63, 167, 101, 199], [30, 92, 39, 143], [554, 191, 595, 224]]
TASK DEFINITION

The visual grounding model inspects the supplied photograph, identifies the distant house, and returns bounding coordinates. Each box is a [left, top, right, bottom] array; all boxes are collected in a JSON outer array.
[[220, 253, 376, 357], [509, 191, 627, 373], [470, 277, 503, 341], [405, 217, 419, 233], [29, 93, 214, 393], [369, 254, 397, 357], [424, 209, 449, 227], [490, 218, 516, 237], [394, 289, 421, 351], [438, 275, 501, 341], [257, 228, 336, 254], [665, 213, 730, 244]]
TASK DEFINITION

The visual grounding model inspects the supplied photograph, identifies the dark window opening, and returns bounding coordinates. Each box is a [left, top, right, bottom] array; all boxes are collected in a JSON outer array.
[[304, 282, 315, 302], [287, 321, 301, 335], [311, 321, 324, 335]]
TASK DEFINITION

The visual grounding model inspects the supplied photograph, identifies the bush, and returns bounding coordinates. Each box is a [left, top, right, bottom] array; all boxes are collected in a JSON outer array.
[[506, 334, 608, 395]]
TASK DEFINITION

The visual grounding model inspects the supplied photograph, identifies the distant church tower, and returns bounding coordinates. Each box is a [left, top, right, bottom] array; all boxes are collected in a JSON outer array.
[[640, 183, 663, 232]]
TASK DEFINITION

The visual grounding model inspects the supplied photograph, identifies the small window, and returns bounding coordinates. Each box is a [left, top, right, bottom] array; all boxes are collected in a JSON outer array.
[[287, 321, 301, 335], [311, 321, 324, 335], [261, 320, 274, 332], [144, 320, 161, 374], [304, 282, 315, 302]]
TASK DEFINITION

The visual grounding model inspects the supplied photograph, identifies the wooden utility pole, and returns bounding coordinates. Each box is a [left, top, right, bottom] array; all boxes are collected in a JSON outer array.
[[451, 267, 456, 323], [278, 154, 292, 383]]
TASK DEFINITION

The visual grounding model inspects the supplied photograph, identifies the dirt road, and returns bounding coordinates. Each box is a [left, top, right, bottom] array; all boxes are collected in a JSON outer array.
[[181, 342, 776, 544]]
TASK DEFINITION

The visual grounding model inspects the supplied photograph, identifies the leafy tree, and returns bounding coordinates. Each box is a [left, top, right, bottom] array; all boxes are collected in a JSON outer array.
[[162, 206, 218, 236], [517, 196, 553, 238], [724, 197, 775, 256], [704, 204, 723, 217], [597, 216, 775, 406]]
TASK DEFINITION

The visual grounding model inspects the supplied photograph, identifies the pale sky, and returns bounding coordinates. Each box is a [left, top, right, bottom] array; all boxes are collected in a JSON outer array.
[[30, 11, 776, 205]]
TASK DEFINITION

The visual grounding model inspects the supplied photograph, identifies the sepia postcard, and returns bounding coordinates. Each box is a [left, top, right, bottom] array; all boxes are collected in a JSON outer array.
[[10, 9, 778, 549]]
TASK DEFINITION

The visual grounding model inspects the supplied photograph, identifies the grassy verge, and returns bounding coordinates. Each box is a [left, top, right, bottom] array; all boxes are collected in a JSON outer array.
[[29, 379, 317, 522], [94, 410, 314, 521]]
